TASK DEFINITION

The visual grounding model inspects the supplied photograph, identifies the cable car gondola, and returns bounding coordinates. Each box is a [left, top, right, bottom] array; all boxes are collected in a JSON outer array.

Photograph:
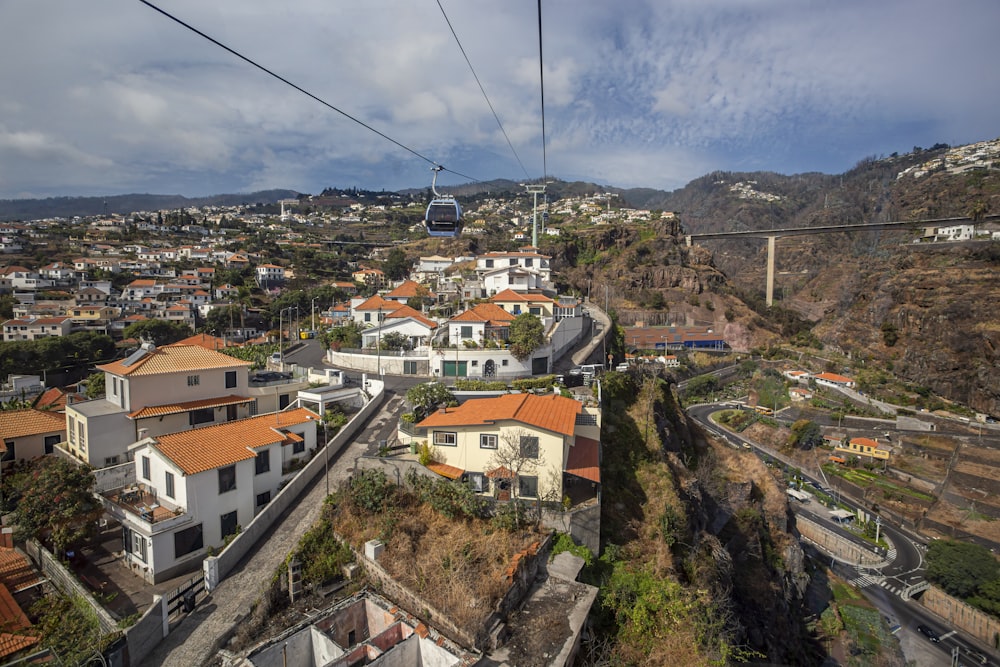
[[425, 166, 462, 237]]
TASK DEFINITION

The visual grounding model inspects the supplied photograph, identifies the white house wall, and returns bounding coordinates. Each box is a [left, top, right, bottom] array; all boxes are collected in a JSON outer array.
[[120, 368, 249, 411]]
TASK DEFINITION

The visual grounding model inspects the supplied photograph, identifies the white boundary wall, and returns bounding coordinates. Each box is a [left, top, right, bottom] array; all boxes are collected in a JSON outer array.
[[204, 381, 385, 591]]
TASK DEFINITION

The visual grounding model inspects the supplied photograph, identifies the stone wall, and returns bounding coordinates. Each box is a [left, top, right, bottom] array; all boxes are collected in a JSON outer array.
[[793, 515, 881, 566], [24, 540, 118, 633], [921, 585, 1000, 648]]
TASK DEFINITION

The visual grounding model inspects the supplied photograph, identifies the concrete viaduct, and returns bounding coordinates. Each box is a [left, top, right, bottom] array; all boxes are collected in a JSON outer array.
[[684, 214, 1000, 306]]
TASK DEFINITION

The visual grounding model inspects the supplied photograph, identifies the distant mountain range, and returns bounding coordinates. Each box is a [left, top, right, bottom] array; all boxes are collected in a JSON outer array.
[[0, 189, 301, 221]]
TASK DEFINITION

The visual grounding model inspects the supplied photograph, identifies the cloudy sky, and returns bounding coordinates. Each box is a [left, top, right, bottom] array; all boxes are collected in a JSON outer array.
[[1, 0, 997, 199]]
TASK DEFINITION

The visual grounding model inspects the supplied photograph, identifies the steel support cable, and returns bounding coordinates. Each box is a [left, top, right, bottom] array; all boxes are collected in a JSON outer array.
[[136, 0, 480, 183], [435, 0, 530, 180], [536, 0, 548, 181]]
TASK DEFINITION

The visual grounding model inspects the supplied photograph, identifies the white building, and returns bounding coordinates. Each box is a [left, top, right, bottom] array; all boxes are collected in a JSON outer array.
[[110, 408, 319, 583]]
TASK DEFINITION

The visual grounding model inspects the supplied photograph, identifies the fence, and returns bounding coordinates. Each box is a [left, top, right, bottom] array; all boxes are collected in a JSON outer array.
[[203, 381, 385, 591]]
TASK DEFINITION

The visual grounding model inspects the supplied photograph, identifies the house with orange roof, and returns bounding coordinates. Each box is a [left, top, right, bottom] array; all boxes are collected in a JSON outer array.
[[447, 303, 515, 347], [835, 436, 890, 461], [1, 316, 72, 342], [360, 304, 438, 351], [814, 372, 855, 389], [115, 408, 320, 583], [352, 267, 387, 290], [384, 279, 436, 307], [350, 294, 396, 327], [0, 408, 66, 460], [65, 343, 254, 468], [490, 289, 556, 319], [412, 393, 600, 505]]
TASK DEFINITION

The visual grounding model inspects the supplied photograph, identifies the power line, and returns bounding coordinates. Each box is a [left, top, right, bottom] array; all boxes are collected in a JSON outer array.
[[435, 0, 530, 180], [136, 0, 480, 184], [536, 0, 548, 181]]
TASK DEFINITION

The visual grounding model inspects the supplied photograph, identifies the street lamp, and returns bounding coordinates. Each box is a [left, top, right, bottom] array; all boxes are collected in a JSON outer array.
[[311, 297, 318, 331], [376, 306, 383, 377]]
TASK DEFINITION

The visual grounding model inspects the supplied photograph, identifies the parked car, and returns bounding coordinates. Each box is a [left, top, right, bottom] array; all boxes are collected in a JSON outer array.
[[916, 624, 940, 643], [269, 352, 282, 364]]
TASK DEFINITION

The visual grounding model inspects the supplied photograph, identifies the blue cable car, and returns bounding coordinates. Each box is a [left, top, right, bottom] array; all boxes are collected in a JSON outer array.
[[425, 166, 462, 237]]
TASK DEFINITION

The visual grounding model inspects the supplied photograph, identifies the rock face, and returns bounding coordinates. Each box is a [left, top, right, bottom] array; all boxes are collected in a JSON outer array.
[[814, 244, 1000, 417]]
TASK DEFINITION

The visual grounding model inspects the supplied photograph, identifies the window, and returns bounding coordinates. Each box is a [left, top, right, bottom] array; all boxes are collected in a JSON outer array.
[[255, 450, 270, 475], [1, 441, 14, 462], [501, 359, 509, 367], [141, 455, 150, 480], [218, 465, 236, 494], [112, 377, 118, 396], [132, 533, 148, 563], [227, 404, 238, 422], [44, 434, 60, 455], [186, 375, 200, 386], [103, 455, 119, 466], [165, 471, 175, 499], [433, 431, 457, 447], [520, 436, 539, 458], [77, 421, 86, 451], [189, 408, 214, 426], [485, 259, 494, 268], [525, 258, 533, 267], [518, 475, 538, 498], [471, 360, 478, 367], [364, 312, 371, 322], [403, 360, 417, 375], [68, 416, 76, 445], [467, 473, 487, 493], [225, 370, 237, 388], [480, 434, 498, 449], [174, 524, 204, 558], [220, 511, 238, 540], [293, 440, 305, 454], [460, 325, 473, 338], [279, 394, 290, 410], [256, 491, 271, 507]]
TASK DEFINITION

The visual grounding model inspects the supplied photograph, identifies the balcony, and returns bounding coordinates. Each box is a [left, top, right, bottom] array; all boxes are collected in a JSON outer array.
[[101, 483, 189, 531]]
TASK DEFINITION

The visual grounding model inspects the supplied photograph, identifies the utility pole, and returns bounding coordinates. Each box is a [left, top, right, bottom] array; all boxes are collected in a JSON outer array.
[[311, 297, 318, 331]]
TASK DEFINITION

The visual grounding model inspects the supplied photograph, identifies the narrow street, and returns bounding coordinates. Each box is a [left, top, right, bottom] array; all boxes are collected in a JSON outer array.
[[146, 392, 406, 667]]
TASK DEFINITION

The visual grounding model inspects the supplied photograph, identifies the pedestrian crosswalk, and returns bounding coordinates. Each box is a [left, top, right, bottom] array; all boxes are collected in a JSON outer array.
[[851, 574, 904, 596]]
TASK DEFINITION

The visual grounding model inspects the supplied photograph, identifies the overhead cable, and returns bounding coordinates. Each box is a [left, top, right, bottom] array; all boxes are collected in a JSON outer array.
[[435, 0, 531, 180], [536, 0, 548, 181], [136, 0, 480, 183]]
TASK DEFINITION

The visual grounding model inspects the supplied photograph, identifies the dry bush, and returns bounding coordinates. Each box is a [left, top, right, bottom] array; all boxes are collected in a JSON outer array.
[[331, 496, 539, 634]]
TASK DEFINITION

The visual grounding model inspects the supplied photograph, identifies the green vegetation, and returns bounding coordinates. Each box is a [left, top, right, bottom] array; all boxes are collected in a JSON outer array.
[[0, 331, 116, 379], [122, 319, 192, 345], [507, 312, 545, 360], [926, 539, 1000, 616], [10, 458, 102, 555], [405, 381, 456, 419], [30, 593, 120, 665], [293, 507, 353, 586]]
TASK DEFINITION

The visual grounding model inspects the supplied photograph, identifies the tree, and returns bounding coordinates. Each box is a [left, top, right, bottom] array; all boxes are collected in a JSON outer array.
[[405, 382, 455, 419], [84, 372, 105, 399], [378, 332, 410, 351], [487, 427, 546, 506], [507, 313, 545, 361], [382, 248, 411, 281], [202, 305, 243, 336], [926, 539, 1000, 599], [788, 419, 822, 450], [123, 319, 192, 345], [12, 458, 102, 556]]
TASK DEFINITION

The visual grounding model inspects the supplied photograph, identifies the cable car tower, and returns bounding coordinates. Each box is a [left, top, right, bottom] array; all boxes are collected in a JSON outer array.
[[424, 166, 463, 238]]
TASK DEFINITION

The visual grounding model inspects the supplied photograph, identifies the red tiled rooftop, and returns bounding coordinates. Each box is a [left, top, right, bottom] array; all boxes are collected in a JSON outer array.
[[417, 393, 580, 437], [127, 395, 252, 420]]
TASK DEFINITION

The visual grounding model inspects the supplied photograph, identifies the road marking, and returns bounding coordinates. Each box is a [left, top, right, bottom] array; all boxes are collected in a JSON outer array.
[[939, 630, 957, 641]]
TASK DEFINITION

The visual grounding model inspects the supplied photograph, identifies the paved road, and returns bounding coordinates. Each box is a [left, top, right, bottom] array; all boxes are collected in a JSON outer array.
[[146, 390, 406, 667]]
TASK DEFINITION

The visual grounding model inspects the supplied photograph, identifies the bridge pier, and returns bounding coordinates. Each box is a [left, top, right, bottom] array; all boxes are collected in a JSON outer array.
[[765, 235, 776, 307]]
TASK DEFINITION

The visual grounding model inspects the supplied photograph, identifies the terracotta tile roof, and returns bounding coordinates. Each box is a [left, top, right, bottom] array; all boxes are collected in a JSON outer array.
[[815, 372, 854, 384], [451, 303, 515, 325], [33, 387, 69, 412], [127, 395, 252, 419], [385, 280, 435, 299], [0, 409, 65, 440], [426, 462, 464, 479], [0, 548, 42, 593], [150, 407, 318, 475], [490, 289, 554, 304], [566, 436, 600, 483], [3, 316, 70, 326], [417, 393, 580, 437], [176, 332, 232, 350], [97, 343, 250, 377], [354, 295, 395, 311], [384, 305, 437, 329], [849, 437, 884, 449], [0, 584, 36, 658]]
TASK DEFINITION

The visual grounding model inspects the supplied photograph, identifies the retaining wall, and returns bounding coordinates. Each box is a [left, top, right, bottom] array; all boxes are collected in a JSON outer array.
[[921, 585, 1000, 648], [124, 595, 168, 666], [204, 381, 385, 591], [24, 540, 118, 633], [794, 514, 882, 566]]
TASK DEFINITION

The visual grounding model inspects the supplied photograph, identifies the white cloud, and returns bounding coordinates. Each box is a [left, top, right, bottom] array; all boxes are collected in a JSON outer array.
[[0, 0, 997, 197]]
